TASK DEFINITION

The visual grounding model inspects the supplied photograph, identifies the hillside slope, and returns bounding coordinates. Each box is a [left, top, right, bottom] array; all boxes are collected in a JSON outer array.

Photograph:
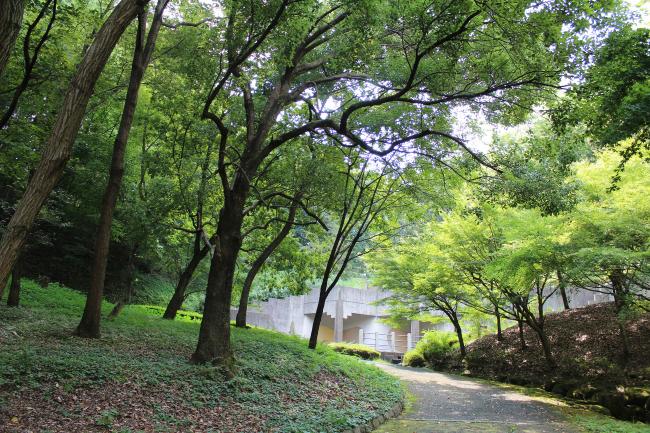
[[457, 302, 650, 421], [0, 281, 403, 433]]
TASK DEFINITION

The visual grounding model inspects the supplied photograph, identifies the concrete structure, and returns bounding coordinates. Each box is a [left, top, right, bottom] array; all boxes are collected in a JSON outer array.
[[231, 284, 618, 355], [230, 285, 436, 354]]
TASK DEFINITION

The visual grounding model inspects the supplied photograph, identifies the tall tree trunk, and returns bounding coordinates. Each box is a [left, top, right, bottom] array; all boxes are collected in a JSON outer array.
[[0, 0, 24, 78], [190, 189, 247, 368], [236, 201, 298, 328], [557, 269, 570, 310], [517, 319, 527, 350], [7, 263, 21, 307], [0, 0, 150, 293], [163, 235, 213, 320], [77, 1, 166, 338], [308, 291, 327, 349]]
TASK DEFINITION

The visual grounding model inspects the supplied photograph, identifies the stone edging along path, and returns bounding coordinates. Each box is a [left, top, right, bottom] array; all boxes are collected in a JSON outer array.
[[341, 401, 404, 433]]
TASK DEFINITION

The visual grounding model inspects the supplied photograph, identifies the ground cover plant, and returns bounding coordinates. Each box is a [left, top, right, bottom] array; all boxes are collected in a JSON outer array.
[[0, 281, 403, 433]]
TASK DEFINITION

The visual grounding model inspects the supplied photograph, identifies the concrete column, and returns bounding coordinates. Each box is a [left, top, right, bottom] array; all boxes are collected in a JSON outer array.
[[334, 293, 344, 342], [407, 332, 412, 351], [410, 320, 420, 344], [391, 331, 396, 352], [358, 328, 364, 345]]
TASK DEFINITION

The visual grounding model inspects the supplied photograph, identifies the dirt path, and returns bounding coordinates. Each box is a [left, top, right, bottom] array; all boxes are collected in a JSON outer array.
[[373, 363, 578, 433]]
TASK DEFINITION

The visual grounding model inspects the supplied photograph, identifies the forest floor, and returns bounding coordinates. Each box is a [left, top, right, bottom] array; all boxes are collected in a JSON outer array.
[[0, 280, 402, 433]]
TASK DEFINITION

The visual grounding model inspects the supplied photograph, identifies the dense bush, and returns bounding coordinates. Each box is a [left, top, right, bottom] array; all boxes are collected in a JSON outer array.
[[402, 350, 425, 367], [403, 331, 458, 368], [329, 342, 381, 360]]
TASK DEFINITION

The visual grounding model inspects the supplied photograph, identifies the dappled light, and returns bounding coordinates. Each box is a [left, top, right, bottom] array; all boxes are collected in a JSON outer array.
[[0, 0, 648, 431]]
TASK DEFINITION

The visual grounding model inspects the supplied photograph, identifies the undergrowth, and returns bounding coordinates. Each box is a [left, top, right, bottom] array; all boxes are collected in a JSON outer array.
[[0, 280, 403, 432]]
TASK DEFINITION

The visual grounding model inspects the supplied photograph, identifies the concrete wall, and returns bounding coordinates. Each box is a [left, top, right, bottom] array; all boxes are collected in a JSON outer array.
[[231, 285, 618, 353]]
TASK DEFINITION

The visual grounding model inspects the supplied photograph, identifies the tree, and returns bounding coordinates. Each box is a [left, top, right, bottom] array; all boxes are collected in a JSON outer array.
[[565, 150, 650, 361], [0, 0, 57, 129], [308, 152, 400, 349], [190, 0, 610, 367], [0, 0, 150, 295], [485, 208, 568, 367], [0, 0, 25, 78], [76, 0, 169, 338], [553, 27, 650, 174]]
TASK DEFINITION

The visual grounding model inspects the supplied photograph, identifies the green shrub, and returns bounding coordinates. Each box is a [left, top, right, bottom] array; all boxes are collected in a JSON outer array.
[[404, 331, 458, 368], [402, 350, 425, 367], [328, 342, 380, 360]]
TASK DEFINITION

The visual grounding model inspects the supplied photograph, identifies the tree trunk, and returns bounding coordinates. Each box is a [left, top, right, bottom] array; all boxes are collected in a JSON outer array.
[[610, 270, 630, 363], [190, 192, 247, 369], [78, 2, 165, 338], [163, 238, 212, 320], [7, 264, 21, 307], [0, 0, 24, 78], [557, 270, 570, 310], [236, 202, 298, 328], [0, 0, 150, 293], [308, 292, 327, 349], [517, 319, 527, 350], [534, 326, 555, 368], [451, 316, 466, 357], [495, 307, 502, 341]]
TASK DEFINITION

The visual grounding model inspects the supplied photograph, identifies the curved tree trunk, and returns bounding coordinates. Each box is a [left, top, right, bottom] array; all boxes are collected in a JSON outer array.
[[0, 0, 150, 294], [0, 0, 24, 78], [236, 201, 298, 328], [557, 270, 570, 310], [78, 0, 167, 338], [163, 236, 213, 320], [452, 319, 466, 358], [308, 292, 327, 349]]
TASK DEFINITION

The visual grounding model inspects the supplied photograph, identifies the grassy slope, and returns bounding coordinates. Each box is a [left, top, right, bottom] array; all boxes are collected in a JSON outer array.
[[0, 280, 403, 433]]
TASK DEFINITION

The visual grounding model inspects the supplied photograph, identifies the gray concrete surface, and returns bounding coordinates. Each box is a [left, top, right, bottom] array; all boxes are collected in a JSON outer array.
[[373, 363, 577, 433]]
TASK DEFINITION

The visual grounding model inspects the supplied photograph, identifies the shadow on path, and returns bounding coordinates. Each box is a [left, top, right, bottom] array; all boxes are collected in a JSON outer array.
[[373, 363, 576, 433]]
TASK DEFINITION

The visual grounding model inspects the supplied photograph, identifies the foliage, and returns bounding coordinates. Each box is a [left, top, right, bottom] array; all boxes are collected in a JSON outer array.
[[402, 350, 426, 368], [0, 280, 403, 432], [403, 331, 459, 368], [328, 342, 380, 360], [553, 27, 650, 168]]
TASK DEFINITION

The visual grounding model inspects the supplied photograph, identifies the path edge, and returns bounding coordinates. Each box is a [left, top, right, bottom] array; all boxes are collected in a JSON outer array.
[[341, 400, 404, 433]]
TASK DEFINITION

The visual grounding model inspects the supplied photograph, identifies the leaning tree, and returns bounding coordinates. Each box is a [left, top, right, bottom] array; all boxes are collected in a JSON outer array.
[[187, 0, 616, 367]]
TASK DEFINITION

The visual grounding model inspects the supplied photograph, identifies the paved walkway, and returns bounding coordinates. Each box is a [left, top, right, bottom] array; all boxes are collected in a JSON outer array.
[[373, 363, 577, 433]]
